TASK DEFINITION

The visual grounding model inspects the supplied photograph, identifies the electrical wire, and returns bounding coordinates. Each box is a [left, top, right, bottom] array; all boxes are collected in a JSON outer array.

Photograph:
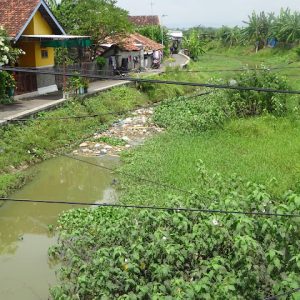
[[63, 154, 194, 196], [1, 197, 300, 218], [0, 92, 210, 123], [2, 66, 300, 95]]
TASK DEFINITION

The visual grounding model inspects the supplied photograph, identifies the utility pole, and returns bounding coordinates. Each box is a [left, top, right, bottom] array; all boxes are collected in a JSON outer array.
[[161, 15, 168, 46], [150, 1, 154, 40]]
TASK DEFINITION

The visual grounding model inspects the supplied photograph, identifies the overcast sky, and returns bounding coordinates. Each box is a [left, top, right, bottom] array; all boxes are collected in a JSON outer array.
[[116, 0, 299, 29]]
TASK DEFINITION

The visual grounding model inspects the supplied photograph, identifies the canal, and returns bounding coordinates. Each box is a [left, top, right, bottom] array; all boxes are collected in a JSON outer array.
[[0, 155, 119, 300]]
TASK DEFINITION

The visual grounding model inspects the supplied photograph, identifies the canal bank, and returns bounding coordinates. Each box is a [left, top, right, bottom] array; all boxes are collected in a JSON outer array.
[[0, 155, 119, 299]]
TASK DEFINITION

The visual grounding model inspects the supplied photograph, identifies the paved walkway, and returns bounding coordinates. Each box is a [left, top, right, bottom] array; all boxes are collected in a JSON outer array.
[[0, 54, 189, 126]]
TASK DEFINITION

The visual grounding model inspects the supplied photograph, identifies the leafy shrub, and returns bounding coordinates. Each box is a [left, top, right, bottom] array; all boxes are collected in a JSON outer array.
[[51, 164, 300, 299], [138, 67, 203, 102], [96, 56, 106, 69], [0, 71, 15, 104], [225, 68, 289, 117], [153, 92, 232, 133]]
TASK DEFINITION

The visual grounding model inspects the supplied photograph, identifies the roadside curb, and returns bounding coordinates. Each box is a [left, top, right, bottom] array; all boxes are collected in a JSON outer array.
[[178, 52, 191, 68], [0, 81, 131, 126]]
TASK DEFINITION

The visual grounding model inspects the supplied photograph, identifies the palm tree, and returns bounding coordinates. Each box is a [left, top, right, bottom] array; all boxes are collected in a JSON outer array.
[[273, 9, 300, 44], [242, 11, 274, 52]]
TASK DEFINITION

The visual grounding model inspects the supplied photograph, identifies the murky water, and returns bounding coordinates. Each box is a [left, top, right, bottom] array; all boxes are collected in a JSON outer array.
[[0, 155, 119, 300]]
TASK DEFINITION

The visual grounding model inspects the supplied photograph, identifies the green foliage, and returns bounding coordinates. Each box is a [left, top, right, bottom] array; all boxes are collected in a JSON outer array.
[[0, 71, 16, 104], [138, 67, 203, 101], [0, 173, 28, 197], [272, 9, 300, 44], [0, 27, 24, 65], [135, 25, 169, 55], [153, 92, 231, 133], [242, 11, 274, 51], [217, 26, 243, 47], [226, 68, 289, 116], [94, 136, 126, 146], [53, 0, 132, 53], [182, 30, 206, 60], [51, 162, 300, 299], [96, 56, 106, 69], [0, 86, 149, 196]]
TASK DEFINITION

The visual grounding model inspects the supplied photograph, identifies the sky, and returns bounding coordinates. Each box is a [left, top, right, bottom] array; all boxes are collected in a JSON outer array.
[[116, 0, 300, 29]]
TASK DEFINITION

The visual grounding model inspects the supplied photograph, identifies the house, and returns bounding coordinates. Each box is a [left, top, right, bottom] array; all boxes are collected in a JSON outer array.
[[129, 16, 160, 27], [99, 33, 163, 74], [0, 0, 90, 97]]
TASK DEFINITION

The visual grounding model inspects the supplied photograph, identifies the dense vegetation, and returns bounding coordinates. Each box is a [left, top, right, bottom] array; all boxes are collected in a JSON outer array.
[[50, 57, 300, 298], [0, 86, 148, 197], [52, 0, 132, 56], [0, 27, 23, 104], [185, 8, 300, 52], [0, 67, 204, 198]]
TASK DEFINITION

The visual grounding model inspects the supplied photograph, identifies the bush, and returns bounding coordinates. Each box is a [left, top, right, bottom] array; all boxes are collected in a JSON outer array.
[[51, 165, 300, 299], [225, 68, 289, 117], [153, 92, 232, 133], [96, 56, 106, 69], [0, 71, 15, 104]]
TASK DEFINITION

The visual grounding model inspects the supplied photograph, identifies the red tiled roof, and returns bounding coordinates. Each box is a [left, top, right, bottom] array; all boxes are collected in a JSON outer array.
[[0, 0, 41, 38], [105, 33, 163, 52], [105, 35, 141, 51], [129, 15, 160, 27], [133, 33, 163, 51]]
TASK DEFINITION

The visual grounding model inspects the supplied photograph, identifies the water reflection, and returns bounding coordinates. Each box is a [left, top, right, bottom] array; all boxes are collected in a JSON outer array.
[[0, 155, 119, 300]]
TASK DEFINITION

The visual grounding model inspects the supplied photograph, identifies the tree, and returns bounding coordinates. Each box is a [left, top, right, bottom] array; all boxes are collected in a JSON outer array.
[[53, 0, 133, 54], [182, 30, 205, 60], [217, 26, 243, 47], [242, 11, 274, 52], [135, 25, 170, 54], [273, 8, 300, 44], [45, 0, 58, 10]]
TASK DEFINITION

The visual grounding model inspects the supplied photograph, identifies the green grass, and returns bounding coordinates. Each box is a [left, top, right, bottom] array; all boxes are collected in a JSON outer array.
[[94, 136, 126, 146], [188, 46, 300, 89], [120, 115, 300, 203], [0, 86, 150, 196]]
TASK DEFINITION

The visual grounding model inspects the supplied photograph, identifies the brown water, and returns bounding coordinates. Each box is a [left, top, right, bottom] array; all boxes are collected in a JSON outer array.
[[0, 155, 119, 300]]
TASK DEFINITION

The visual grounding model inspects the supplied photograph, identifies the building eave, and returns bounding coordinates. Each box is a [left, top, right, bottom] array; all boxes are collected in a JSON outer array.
[[14, 0, 66, 43]]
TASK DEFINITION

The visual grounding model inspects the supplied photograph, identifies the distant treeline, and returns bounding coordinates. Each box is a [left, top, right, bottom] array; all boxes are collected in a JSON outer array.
[[185, 8, 300, 51]]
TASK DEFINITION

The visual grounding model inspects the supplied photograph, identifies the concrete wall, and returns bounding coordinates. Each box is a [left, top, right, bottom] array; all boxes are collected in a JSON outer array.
[[101, 47, 144, 73]]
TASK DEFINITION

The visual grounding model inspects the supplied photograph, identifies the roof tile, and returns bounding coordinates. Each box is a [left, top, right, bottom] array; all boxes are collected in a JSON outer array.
[[105, 33, 163, 52], [0, 0, 41, 38], [129, 16, 160, 27]]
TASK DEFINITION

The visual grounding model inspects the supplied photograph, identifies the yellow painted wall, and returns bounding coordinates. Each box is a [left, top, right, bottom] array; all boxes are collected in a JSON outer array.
[[18, 10, 55, 67], [17, 42, 36, 67]]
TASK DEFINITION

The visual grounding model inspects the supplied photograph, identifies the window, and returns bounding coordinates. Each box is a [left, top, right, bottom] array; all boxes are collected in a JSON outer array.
[[41, 49, 48, 59]]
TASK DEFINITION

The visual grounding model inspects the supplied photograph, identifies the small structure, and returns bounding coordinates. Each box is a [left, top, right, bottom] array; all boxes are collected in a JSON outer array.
[[99, 33, 163, 74], [0, 0, 90, 97], [129, 16, 160, 27], [168, 30, 183, 53]]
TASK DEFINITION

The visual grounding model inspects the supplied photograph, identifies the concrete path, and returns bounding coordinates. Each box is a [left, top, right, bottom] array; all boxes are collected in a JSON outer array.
[[0, 53, 189, 126]]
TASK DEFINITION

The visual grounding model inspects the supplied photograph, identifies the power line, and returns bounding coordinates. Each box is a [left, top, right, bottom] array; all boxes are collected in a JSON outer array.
[[1, 197, 300, 218], [0, 92, 210, 123], [63, 154, 194, 196], [265, 287, 300, 300], [168, 65, 300, 74], [2, 66, 300, 95]]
